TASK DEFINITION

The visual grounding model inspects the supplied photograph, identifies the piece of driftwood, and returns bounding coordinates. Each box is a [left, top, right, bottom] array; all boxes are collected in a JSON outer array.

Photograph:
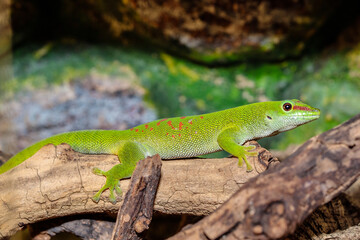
[[112, 154, 162, 240], [33, 219, 115, 240], [0, 140, 275, 238], [168, 114, 360, 240]]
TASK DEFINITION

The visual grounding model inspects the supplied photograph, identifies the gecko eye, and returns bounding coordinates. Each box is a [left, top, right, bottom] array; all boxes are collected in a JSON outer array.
[[283, 103, 292, 111]]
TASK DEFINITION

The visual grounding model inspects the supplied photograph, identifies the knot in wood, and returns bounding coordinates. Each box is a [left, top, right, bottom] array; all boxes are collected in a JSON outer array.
[[267, 215, 287, 238], [134, 216, 150, 233], [123, 214, 131, 223], [252, 225, 263, 235], [263, 202, 288, 239]]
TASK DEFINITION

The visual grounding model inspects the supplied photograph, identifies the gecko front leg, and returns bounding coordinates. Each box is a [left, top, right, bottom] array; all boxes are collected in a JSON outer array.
[[217, 125, 258, 171]]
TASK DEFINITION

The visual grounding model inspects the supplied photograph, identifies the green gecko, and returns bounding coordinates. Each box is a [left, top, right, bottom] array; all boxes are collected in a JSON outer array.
[[0, 99, 320, 203]]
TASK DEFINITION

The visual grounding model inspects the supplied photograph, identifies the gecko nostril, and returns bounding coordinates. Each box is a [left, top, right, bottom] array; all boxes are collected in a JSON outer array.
[[267, 116, 272, 120]]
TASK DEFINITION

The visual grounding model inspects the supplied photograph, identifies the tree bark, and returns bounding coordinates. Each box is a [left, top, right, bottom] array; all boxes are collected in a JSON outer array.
[[2, 115, 359, 239], [112, 154, 162, 240], [0, 141, 274, 238], [289, 193, 360, 239], [32, 219, 115, 240], [169, 114, 360, 240]]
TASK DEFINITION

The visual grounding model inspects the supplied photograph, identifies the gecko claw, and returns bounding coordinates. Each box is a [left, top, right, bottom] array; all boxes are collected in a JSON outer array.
[[238, 156, 254, 172], [246, 163, 253, 172], [92, 194, 100, 203]]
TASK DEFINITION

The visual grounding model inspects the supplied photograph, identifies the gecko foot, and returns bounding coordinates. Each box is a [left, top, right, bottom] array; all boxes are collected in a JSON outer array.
[[237, 145, 258, 172], [92, 167, 123, 204]]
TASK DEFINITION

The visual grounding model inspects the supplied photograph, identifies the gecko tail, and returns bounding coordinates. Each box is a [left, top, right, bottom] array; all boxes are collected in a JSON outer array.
[[0, 134, 66, 174], [0, 140, 50, 174]]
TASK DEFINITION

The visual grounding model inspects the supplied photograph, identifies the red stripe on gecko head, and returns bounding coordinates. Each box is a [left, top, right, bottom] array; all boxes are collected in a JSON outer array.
[[293, 105, 312, 111]]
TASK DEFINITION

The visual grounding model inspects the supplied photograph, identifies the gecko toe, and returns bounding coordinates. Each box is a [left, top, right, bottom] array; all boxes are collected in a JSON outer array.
[[108, 187, 117, 204], [244, 145, 256, 151], [246, 151, 258, 156], [115, 183, 123, 196], [92, 167, 105, 176]]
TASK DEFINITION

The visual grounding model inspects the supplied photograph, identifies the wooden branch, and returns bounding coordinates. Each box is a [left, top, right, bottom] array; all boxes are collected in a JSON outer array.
[[112, 154, 162, 240], [169, 114, 360, 240], [290, 193, 360, 239], [33, 219, 115, 240], [0, 141, 275, 238]]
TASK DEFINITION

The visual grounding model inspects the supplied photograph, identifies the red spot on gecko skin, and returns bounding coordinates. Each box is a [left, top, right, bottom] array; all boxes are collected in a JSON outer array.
[[145, 124, 149, 129], [179, 133, 181, 137], [167, 120, 176, 129], [180, 116, 186, 119], [179, 122, 183, 130], [157, 118, 168, 126], [135, 129, 139, 132], [188, 120, 193, 125], [293, 105, 312, 111], [200, 116, 204, 119], [172, 135, 175, 139], [142, 130, 144, 132], [166, 133, 169, 135], [130, 128, 134, 131], [150, 127, 154, 131]]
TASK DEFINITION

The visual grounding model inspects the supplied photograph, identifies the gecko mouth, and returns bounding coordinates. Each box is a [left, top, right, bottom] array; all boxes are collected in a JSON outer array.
[[300, 115, 320, 122], [296, 108, 320, 120], [308, 109, 320, 119]]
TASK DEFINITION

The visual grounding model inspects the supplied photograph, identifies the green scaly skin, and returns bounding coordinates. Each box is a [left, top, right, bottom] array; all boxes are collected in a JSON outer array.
[[0, 99, 320, 203]]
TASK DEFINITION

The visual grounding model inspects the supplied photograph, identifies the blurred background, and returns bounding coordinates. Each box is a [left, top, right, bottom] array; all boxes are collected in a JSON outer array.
[[1, 0, 360, 239], [1, 0, 360, 157]]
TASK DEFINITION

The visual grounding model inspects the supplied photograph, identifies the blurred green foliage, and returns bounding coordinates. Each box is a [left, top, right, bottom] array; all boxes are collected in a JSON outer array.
[[6, 42, 360, 149]]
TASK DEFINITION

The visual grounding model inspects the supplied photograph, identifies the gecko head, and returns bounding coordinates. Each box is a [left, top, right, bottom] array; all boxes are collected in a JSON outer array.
[[265, 99, 320, 133]]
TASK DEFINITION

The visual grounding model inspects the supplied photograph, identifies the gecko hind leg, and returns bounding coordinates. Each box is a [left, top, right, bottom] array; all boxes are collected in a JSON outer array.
[[92, 141, 147, 204]]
